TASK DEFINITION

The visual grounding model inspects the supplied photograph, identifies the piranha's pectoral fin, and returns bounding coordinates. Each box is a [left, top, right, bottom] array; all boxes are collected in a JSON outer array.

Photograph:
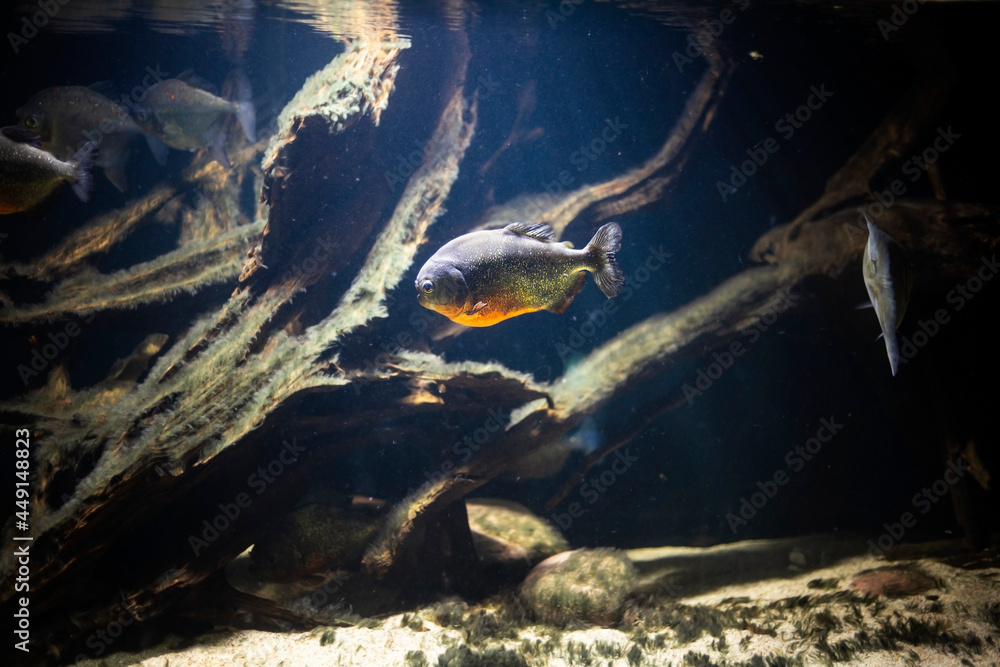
[[467, 301, 488, 315]]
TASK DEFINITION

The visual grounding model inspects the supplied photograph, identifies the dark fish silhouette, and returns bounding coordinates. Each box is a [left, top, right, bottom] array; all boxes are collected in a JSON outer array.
[[249, 504, 378, 582], [862, 215, 913, 376]]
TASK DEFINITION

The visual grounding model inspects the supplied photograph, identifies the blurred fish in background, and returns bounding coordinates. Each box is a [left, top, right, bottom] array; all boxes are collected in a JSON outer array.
[[132, 72, 256, 169], [16, 85, 167, 192]]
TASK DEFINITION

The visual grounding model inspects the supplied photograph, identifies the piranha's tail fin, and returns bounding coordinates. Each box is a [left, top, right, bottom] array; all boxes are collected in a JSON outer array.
[[587, 222, 625, 298], [69, 141, 97, 203]]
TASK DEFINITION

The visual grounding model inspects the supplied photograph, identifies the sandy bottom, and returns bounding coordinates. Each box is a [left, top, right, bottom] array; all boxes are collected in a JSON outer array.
[[76, 535, 1000, 667]]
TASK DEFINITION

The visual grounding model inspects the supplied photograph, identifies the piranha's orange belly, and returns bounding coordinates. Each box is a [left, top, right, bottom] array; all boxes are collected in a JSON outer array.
[[447, 304, 542, 327]]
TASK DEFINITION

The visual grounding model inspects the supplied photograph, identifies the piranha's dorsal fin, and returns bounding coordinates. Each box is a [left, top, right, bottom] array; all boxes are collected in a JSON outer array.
[[177, 69, 219, 96], [1, 126, 42, 149], [87, 80, 116, 96], [505, 222, 555, 242], [864, 216, 879, 262]]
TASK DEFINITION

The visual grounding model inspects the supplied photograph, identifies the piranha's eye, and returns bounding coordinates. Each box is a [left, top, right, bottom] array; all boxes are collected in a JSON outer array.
[[23, 116, 38, 129], [134, 109, 148, 122], [421, 280, 434, 294]]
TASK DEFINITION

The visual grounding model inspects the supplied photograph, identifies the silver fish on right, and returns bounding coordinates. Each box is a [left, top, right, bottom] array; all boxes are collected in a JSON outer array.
[[862, 214, 913, 376]]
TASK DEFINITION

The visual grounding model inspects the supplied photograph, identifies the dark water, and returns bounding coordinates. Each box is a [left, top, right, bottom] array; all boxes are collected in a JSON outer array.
[[1, 0, 997, 578]]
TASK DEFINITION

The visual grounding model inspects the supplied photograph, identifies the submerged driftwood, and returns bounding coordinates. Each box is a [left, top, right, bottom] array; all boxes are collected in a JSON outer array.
[[0, 4, 995, 663]]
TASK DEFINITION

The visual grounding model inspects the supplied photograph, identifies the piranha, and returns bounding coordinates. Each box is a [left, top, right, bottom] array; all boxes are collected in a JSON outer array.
[[132, 74, 255, 169], [416, 222, 625, 327], [862, 214, 913, 376], [249, 503, 379, 582], [16, 86, 166, 192], [0, 126, 95, 215]]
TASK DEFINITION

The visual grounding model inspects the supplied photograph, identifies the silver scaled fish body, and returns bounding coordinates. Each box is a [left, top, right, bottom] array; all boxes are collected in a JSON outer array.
[[862, 215, 913, 376]]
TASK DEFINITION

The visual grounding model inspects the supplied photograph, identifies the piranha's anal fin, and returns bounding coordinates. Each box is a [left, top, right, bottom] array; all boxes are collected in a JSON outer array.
[[145, 135, 169, 166], [551, 272, 588, 314], [586, 222, 625, 298], [210, 128, 233, 170], [104, 147, 130, 193], [505, 222, 555, 242]]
